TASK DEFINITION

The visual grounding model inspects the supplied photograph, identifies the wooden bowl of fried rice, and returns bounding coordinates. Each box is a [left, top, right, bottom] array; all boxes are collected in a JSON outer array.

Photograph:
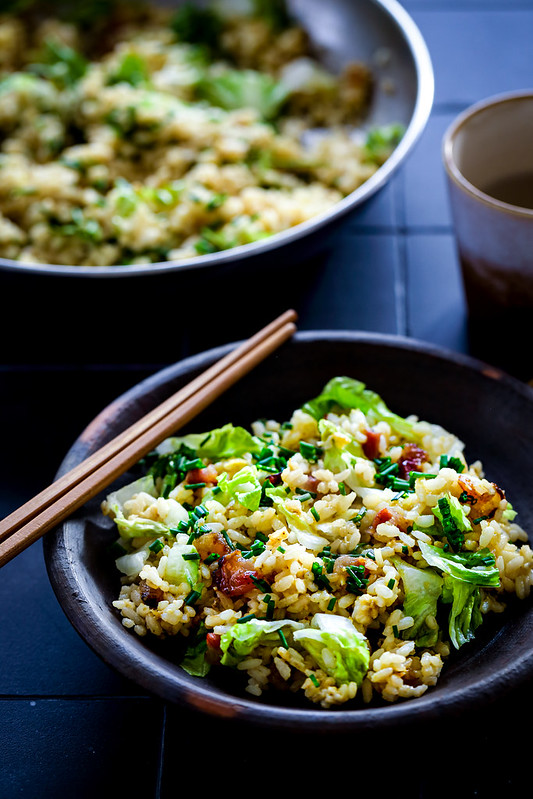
[[44, 332, 533, 730], [0, 0, 433, 277]]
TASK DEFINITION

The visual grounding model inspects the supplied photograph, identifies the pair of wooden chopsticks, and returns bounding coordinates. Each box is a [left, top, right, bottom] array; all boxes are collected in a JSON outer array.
[[0, 309, 298, 568]]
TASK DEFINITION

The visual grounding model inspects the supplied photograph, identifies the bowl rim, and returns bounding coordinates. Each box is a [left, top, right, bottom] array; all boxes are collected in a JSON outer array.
[[0, 0, 434, 279], [442, 89, 533, 220], [43, 331, 533, 730]]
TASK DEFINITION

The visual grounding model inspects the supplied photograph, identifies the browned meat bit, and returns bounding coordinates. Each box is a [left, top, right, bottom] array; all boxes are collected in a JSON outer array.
[[458, 474, 505, 520], [139, 580, 165, 608], [333, 555, 373, 578], [206, 632, 221, 651], [397, 444, 429, 479], [372, 506, 410, 533], [213, 550, 268, 597], [362, 428, 381, 460], [302, 474, 320, 493], [194, 531, 231, 561], [185, 464, 218, 485]]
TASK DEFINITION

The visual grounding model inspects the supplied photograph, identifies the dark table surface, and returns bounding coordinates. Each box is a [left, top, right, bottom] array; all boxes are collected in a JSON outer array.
[[2, 2, 533, 797]]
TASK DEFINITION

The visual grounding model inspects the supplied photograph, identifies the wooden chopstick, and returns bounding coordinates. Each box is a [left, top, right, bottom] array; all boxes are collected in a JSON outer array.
[[0, 310, 297, 567]]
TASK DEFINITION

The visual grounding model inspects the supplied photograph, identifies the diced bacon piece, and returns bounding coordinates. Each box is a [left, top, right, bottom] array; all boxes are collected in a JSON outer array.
[[372, 506, 410, 532], [362, 428, 381, 460], [206, 633, 221, 650], [139, 580, 165, 608], [213, 550, 266, 597], [333, 555, 374, 577], [303, 474, 320, 492], [194, 531, 231, 560], [397, 444, 429, 479], [185, 464, 218, 484], [458, 474, 505, 520]]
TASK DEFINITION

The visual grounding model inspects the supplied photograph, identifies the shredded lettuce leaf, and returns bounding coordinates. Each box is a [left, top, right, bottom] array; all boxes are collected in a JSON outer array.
[[394, 558, 443, 647], [108, 51, 150, 87], [302, 376, 424, 442], [441, 574, 483, 649], [364, 123, 405, 165], [293, 613, 370, 686], [115, 544, 151, 577], [180, 624, 212, 677], [210, 464, 263, 511], [419, 541, 500, 587], [164, 542, 200, 587], [318, 417, 376, 492], [197, 68, 289, 120], [220, 618, 305, 667], [156, 422, 262, 460], [104, 475, 189, 538], [272, 497, 329, 551]]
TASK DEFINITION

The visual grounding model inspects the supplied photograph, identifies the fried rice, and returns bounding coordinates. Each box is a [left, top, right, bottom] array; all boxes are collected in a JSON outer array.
[[0, 0, 401, 267], [101, 376, 533, 708]]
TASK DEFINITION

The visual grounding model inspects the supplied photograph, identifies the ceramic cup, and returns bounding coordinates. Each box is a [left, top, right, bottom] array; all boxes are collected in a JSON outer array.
[[442, 91, 533, 379]]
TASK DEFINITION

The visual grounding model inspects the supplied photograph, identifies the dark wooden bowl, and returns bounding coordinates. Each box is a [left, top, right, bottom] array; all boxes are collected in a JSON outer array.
[[43, 332, 533, 730]]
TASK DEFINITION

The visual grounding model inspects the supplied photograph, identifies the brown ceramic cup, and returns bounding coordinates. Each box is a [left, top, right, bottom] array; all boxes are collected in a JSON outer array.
[[442, 91, 533, 379]]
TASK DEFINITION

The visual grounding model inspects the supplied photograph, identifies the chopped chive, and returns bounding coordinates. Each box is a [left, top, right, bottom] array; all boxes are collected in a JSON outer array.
[[392, 624, 399, 638], [392, 491, 408, 501], [204, 553, 220, 565], [440, 454, 465, 473], [312, 561, 331, 590], [183, 552, 200, 560], [310, 506, 320, 522], [184, 589, 201, 606], [176, 520, 190, 534], [296, 492, 313, 503], [387, 578, 395, 589], [473, 515, 488, 525], [278, 629, 288, 649], [212, 485, 222, 494], [221, 530, 235, 550], [459, 490, 476, 504], [299, 441, 322, 462], [277, 545, 286, 553], [183, 458, 204, 470], [351, 508, 367, 525], [197, 524, 211, 535], [251, 576, 271, 592], [408, 470, 437, 487], [160, 473, 177, 498], [265, 595, 275, 620], [238, 613, 256, 624], [149, 539, 164, 553], [338, 481, 346, 495], [327, 597, 336, 611], [309, 674, 320, 688], [390, 478, 412, 492], [191, 503, 208, 518], [402, 545, 409, 554], [184, 482, 206, 490]]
